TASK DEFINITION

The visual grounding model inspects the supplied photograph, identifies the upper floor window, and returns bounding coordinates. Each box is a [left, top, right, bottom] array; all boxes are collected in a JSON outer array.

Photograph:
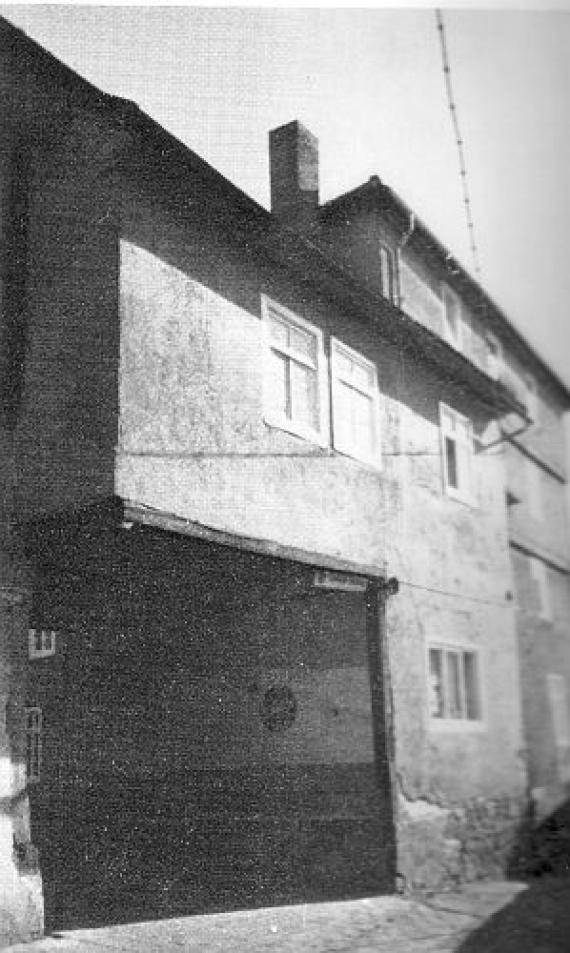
[[442, 284, 463, 350], [547, 674, 570, 749], [531, 556, 551, 621], [440, 403, 473, 503], [379, 244, 397, 303], [525, 375, 539, 424], [262, 296, 328, 445], [429, 644, 482, 724], [331, 340, 381, 467], [485, 331, 502, 380]]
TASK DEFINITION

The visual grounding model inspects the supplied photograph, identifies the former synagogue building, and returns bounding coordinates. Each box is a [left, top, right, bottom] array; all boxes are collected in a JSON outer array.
[[0, 16, 569, 945]]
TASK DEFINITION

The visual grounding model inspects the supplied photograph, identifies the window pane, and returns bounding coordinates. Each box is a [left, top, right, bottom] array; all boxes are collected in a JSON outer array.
[[352, 388, 375, 454], [456, 442, 470, 496], [268, 313, 289, 349], [380, 246, 393, 300], [464, 652, 481, 720], [289, 325, 317, 365], [335, 350, 353, 381], [446, 652, 463, 718], [445, 436, 458, 488], [429, 649, 444, 718], [351, 360, 375, 392], [267, 349, 289, 418], [290, 360, 319, 430]]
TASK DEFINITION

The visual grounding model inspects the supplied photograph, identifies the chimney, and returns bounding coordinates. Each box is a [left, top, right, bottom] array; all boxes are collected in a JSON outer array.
[[269, 121, 319, 231]]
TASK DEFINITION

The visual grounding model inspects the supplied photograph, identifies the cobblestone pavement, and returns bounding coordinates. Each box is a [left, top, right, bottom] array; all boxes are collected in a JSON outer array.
[[5, 879, 570, 953]]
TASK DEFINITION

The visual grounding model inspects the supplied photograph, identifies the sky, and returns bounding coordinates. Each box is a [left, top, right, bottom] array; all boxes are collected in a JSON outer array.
[[2, 4, 570, 392]]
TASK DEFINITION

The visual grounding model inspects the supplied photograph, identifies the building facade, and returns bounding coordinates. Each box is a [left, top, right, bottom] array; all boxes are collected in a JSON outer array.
[[0, 16, 569, 945]]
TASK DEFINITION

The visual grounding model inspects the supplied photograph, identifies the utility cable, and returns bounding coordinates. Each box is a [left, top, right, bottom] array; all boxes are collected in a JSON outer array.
[[435, 9, 482, 279]]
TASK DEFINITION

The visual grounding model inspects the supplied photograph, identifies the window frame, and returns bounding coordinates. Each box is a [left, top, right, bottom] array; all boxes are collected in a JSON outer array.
[[261, 295, 329, 447], [439, 402, 474, 504], [25, 706, 42, 784], [441, 283, 463, 350], [330, 337, 382, 468], [427, 642, 485, 731]]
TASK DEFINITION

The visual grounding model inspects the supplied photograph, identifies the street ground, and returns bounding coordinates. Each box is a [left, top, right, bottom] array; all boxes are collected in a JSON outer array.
[[5, 876, 570, 953]]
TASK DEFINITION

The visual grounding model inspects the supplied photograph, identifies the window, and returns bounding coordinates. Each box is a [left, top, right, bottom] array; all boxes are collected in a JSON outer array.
[[331, 339, 381, 466], [25, 707, 42, 783], [379, 244, 396, 302], [262, 296, 328, 444], [547, 674, 570, 748], [28, 628, 56, 660], [429, 645, 482, 723], [485, 332, 502, 380], [525, 375, 539, 424], [440, 403, 473, 502], [531, 556, 551, 621], [442, 284, 463, 349]]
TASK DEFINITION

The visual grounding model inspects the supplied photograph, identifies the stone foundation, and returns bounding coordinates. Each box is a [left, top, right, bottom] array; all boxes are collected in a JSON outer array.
[[396, 791, 527, 891]]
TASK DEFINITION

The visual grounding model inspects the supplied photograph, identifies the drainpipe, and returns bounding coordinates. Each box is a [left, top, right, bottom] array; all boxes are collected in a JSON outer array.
[[395, 212, 415, 309]]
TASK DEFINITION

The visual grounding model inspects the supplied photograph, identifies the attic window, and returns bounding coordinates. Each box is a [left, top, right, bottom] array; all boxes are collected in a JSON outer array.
[[379, 244, 396, 303], [485, 332, 502, 380], [441, 284, 463, 350]]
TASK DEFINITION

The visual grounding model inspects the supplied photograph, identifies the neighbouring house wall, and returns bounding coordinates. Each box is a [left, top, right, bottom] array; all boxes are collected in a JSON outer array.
[[117, 178, 527, 890]]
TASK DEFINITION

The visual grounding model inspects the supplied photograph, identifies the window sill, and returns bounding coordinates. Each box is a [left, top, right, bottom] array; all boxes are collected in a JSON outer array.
[[264, 415, 329, 449], [429, 718, 486, 734]]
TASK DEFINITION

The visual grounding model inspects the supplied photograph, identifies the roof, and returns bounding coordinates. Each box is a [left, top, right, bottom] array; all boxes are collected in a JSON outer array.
[[0, 14, 534, 418], [321, 177, 570, 405]]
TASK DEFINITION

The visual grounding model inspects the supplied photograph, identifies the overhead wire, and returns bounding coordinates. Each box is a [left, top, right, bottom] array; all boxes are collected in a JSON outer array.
[[435, 9, 482, 279]]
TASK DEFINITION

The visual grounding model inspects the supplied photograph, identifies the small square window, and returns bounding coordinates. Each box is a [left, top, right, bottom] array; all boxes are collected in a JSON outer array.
[[429, 645, 482, 724], [331, 339, 381, 466], [442, 285, 463, 350], [379, 244, 397, 303], [440, 403, 473, 503], [25, 707, 42, 783], [28, 629, 56, 660], [262, 296, 328, 445]]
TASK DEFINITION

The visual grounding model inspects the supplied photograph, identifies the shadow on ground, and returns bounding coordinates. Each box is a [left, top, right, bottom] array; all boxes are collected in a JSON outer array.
[[458, 797, 570, 952]]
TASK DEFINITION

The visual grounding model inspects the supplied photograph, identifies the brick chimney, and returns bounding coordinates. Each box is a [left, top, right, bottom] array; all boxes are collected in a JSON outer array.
[[269, 121, 319, 231]]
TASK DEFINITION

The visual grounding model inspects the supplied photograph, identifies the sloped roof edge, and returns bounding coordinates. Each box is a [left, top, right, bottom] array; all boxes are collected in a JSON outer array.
[[321, 178, 570, 404]]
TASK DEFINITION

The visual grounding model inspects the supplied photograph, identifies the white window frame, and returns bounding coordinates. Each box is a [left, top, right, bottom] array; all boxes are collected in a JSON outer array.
[[261, 295, 329, 446], [427, 642, 484, 730], [379, 243, 397, 303], [485, 331, 503, 381], [439, 402, 473, 504], [441, 283, 463, 350], [531, 556, 552, 621], [28, 628, 56, 660], [330, 338, 381, 467], [25, 707, 42, 784]]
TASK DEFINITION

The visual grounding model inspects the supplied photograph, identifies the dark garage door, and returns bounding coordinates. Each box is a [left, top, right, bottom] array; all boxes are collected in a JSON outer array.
[[28, 529, 395, 929]]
